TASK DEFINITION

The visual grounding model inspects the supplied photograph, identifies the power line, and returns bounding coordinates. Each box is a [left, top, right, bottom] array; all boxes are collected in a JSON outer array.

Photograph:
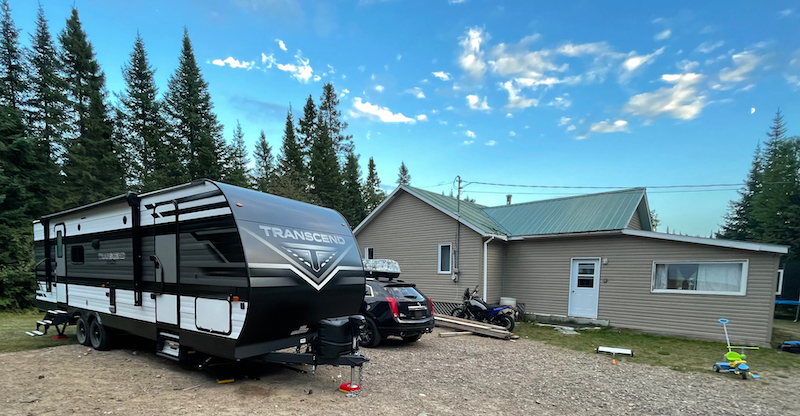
[[464, 181, 751, 189], [464, 188, 742, 196]]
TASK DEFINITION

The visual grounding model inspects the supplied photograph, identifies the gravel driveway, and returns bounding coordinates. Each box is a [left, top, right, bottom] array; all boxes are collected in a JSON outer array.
[[2, 328, 799, 415]]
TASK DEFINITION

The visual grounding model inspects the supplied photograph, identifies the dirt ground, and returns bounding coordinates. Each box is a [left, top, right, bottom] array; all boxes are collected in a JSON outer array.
[[2, 328, 800, 416]]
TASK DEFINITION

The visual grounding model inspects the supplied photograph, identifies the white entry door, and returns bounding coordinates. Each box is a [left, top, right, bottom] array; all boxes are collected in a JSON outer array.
[[568, 258, 600, 319]]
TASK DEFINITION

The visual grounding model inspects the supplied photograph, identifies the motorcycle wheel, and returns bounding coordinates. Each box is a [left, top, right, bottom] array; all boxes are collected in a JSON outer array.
[[450, 307, 466, 319], [493, 314, 515, 331]]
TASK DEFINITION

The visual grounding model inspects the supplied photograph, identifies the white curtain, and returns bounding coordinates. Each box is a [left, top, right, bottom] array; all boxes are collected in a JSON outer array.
[[696, 263, 742, 292], [654, 264, 669, 289]]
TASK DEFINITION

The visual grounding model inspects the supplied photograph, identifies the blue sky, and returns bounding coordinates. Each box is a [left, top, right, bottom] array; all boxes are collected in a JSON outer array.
[[9, 0, 800, 235]]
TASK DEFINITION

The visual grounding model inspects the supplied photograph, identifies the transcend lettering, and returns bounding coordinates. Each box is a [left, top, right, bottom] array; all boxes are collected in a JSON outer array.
[[259, 225, 346, 245], [98, 252, 126, 261]]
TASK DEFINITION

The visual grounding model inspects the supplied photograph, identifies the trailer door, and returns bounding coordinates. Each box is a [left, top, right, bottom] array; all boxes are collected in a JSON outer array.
[[54, 223, 67, 304], [153, 204, 178, 326]]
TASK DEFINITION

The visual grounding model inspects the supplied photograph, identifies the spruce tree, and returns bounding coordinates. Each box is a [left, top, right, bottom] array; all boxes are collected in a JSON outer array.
[[253, 130, 275, 193], [163, 28, 223, 181], [309, 116, 341, 209], [341, 149, 366, 226], [318, 83, 352, 158], [59, 8, 126, 207], [364, 156, 385, 212], [718, 144, 763, 241], [0, 0, 23, 110], [273, 107, 308, 201], [397, 161, 410, 185], [223, 121, 250, 187], [118, 33, 170, 192], [296, 95, 317, 158]]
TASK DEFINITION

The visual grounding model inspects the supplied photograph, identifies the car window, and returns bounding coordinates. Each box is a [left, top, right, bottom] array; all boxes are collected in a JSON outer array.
[[387, 286, 424, 301]]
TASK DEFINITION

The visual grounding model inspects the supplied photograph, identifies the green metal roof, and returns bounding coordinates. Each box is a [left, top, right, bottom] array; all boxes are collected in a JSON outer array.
[[403, 186, 648, 237]]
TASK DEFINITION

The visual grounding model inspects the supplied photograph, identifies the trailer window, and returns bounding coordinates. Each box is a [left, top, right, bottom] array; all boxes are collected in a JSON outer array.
[[56, 231, 63, 258], [71, 245, 85, 264]]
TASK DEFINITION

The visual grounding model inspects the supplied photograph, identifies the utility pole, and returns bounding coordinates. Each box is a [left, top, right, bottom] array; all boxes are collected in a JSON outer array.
[[453, 176, 462, 282]]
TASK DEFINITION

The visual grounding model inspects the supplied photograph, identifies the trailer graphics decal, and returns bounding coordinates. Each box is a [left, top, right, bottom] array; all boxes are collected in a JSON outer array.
[[241, 226, 359, 291]]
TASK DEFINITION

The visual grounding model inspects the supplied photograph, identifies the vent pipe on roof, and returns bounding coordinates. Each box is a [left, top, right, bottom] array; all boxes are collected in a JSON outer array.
[[506, 195, 512, 205]]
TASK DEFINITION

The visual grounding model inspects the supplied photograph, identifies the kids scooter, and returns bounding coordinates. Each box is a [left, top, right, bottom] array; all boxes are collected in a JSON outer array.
[[712, 318, 760, 380]]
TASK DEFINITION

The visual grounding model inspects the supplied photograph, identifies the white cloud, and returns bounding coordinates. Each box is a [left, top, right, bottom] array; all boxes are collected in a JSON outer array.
[[416, 114, 427, 121], [374, 85, 385, 92], [431, 109, 439, 114], [695, 41, 724, 54], [261, 53, 277, 68], [358, 65, 366, 72], [506, 113, 513, 118], [566, 125, 576, 131], [432, 71, 452, 81], [590, 119, 629, 134], [439, 120, 448, 125], [327, 64, 335, 74], [397, 54, 402, 61], [500, 80, 538, 109], [349, 98, 415, 123], [466, 94, 491, 111], [275, 39, 287, 51], [779, 9, 793, 18], [654, 29, 671, 41], [313, 75, 321, 82], [509, 131, 516, 136], [449, 0, 467, 3], [786, 75, 800, 86], [676, 59, 699, 72], [370, 74, 376, 80], [558, 116, 571, 126], [619, 47, 664, 82], [405, 87, 425, 98], [445, 106, 454, 111], [624, 73, 705, 120], [212, 57, 252, 69], [547, 95, 572, 110], [465, 130, 476, 138], [459, 27, 488, 78], [343, 88, 350, 94], [719, 50, 761, 83], [463, 140, 474, 145], [276, 51, 314, 83], [342, 74, 347, 79], [485, 140, 496, 146]]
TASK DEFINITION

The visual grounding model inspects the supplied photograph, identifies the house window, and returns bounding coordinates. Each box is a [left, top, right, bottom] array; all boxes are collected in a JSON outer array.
[[777, 269, 784, 296], [71, 245, 85, 265], [652, 261, 748, 295], [438, 243, 452, 274], [364, 247, 374, 260]]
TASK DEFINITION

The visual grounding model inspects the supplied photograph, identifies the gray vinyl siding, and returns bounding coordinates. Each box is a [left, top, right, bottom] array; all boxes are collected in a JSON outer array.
[[627, 212, 642, 230], [485, 240, 505, 303], [355, 191, 484, 303], [503, 234, 779, 345]]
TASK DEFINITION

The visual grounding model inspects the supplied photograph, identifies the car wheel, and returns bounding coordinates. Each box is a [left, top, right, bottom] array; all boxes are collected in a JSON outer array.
[[89, 318, 111, 351], [450, 307, 466, 319], [494, 314, 515, 331], [359, 317, 381, 348], [402, 334, 422, 342], [75, 316, 89, 346]]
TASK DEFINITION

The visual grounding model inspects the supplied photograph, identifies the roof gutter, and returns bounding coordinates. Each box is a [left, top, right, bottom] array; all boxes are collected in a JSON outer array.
[[483, 236, 495, 300]]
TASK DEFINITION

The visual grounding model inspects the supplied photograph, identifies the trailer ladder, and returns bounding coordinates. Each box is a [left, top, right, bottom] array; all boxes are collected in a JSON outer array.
[[26, 310, 70, 338]]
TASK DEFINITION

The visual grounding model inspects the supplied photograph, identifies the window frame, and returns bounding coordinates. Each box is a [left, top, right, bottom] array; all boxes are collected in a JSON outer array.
[[437, 243, 452, 274], [70, 245, 85, 265], [776, 269, 784, 296], [364, 247, 374, 260], [650, 260, 749, 296]]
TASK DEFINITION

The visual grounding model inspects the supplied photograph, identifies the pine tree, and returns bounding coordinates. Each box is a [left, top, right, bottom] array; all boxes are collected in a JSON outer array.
[[253, 130, 275, 193], [118, 33, 170, 192], [364, 156, 385, 212], [59, 8, 126, 207], [223, 121, 250, 187], [0, 0, 24, 110], [273, 107, 308, 201], [397, 161, 410, 186], [163, 28, 223, 182], [296, 95, 317, 158], [318, 83, 352, 158], [341, 149, 366, 226], [309, 111, 342, 209], [26, 4, 69, 198]]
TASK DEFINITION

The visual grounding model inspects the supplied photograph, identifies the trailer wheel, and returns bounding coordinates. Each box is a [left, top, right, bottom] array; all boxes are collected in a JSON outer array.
[[359, 317, 381, 348], [76, 317, 89, 346], [89, 318, 111, 351]]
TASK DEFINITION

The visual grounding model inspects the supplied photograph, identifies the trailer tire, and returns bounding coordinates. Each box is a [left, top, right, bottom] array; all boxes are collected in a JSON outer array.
[[89, 318, 111, 351], [76, 316, 90, 346]]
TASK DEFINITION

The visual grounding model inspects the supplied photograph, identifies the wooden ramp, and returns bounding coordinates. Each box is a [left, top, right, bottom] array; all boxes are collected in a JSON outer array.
[[434, 314, 515, 339]]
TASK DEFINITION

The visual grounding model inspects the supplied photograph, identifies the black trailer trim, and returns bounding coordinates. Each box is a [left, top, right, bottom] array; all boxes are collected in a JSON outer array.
[[129, 194, 143, 306]]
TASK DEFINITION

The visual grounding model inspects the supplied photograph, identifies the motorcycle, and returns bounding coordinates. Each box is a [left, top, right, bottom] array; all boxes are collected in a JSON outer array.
[[450, 286, 516, 331]]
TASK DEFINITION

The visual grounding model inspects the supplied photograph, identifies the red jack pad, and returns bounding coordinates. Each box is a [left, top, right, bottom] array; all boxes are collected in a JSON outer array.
[[53, 335, 68, 340], [339, 383, 360, 393]]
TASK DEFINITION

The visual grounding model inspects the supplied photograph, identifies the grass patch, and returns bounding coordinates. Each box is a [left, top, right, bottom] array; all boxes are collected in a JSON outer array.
[[514, 319, 800, 375], [0, 310, 76, 353]]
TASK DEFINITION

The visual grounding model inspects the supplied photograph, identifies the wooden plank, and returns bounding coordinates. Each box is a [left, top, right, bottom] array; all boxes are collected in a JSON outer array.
[[434, 316, 511, 339], [439, 331, 474, 338], [434, 313, 508, 331]]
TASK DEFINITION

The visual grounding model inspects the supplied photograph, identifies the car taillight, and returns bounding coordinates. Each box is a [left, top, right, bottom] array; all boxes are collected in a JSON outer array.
[[387, 297, 399, 319], [429, 298, 434, 315]]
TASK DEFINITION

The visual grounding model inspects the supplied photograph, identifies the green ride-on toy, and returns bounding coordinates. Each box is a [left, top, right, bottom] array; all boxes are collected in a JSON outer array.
[[712, 319, 760, 380]]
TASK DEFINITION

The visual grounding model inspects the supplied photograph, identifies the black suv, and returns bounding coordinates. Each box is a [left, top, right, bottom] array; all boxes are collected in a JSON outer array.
[[359, 259, 434, 347]]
